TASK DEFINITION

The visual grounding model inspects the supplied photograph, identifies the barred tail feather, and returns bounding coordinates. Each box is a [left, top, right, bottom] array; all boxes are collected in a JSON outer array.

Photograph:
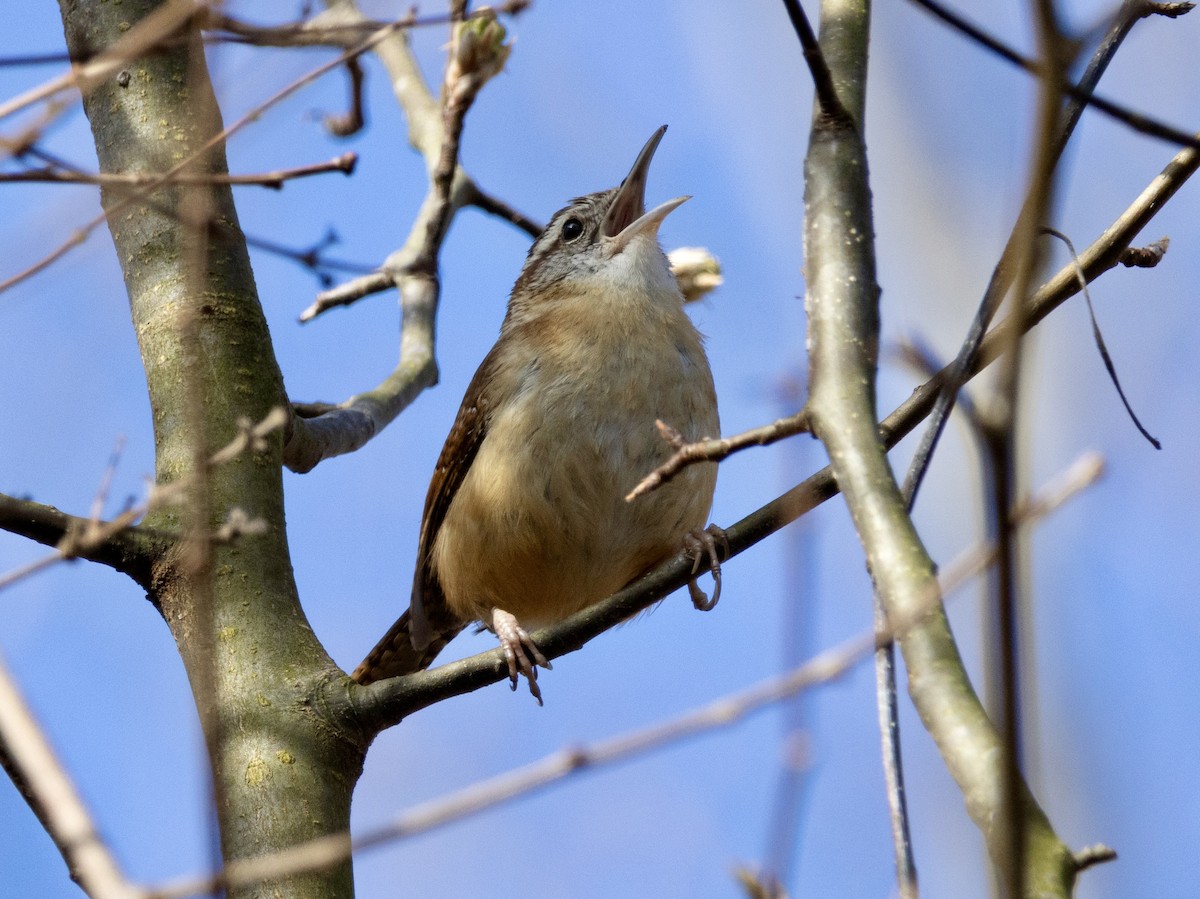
[[350, 610, 461, 684]]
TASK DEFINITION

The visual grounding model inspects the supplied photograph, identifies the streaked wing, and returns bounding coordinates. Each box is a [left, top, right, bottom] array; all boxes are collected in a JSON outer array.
[[408, 347, 499, 649]]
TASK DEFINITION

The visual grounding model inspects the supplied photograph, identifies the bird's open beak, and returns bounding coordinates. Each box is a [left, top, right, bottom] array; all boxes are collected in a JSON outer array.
[[602, 125, 690, 253]]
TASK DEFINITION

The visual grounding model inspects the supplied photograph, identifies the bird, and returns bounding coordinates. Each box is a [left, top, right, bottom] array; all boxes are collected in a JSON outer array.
[[351, 126, 720, 702]]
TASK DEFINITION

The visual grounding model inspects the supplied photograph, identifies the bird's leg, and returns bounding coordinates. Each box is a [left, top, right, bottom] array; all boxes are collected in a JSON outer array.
[[489, 608, 552, 705], [684, 524, 728, 611]]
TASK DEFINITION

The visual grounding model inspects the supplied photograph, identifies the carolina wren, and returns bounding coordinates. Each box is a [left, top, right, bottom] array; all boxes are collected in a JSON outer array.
[[351, 126, 720, 701]]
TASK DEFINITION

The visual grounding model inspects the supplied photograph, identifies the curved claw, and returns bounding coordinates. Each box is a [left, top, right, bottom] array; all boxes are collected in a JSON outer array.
[[491, 608, 551, 706], [684, 524, 728, 612]]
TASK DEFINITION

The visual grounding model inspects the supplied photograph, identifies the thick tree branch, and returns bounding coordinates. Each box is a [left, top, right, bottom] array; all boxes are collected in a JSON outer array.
[[801, 1, 1080, 895], [0, 494, 159, 589], [56, 5, 365, 896]]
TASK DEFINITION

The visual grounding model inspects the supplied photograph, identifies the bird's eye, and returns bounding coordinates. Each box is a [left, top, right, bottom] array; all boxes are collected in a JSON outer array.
[[561, 217, 584, 242]]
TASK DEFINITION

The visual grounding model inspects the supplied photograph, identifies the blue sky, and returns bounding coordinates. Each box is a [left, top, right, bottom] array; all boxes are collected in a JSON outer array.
[[2, 2, 1199, 897]]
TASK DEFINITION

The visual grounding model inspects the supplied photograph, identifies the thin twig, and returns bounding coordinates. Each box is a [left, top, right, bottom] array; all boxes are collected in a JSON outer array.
[[1043, 228, 1162, 448], [0, 152, 358, 189], [87, 436, 127, 525]]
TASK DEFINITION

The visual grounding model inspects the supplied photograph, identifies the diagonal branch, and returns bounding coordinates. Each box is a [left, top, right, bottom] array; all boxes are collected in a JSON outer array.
[[908, 0, 1197, 149], [0, 650, 140, 899]]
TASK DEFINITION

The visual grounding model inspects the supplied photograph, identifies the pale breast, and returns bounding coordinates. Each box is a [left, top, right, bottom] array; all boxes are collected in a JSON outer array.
[[432, 295, 718, 627]]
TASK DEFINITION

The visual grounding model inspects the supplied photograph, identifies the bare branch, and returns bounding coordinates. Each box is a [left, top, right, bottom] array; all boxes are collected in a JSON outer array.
[[0, 152, 358, 189], [902, 0, 1190, 505], [299, 271, 394, 318], [909, 0, 1198, 149], [283, 7, 513, 472], [0, 409, 286, 594], [1, 8, 420, 297], [798, 8, 930, 898]]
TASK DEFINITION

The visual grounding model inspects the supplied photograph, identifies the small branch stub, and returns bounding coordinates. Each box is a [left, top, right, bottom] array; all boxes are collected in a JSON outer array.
[[1119, 236, 1169, 267]]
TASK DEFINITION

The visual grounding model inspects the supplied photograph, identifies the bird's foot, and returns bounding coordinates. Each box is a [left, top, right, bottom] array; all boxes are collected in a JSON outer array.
[[490, 608, 552, 706], [684, 524, 728, 611]]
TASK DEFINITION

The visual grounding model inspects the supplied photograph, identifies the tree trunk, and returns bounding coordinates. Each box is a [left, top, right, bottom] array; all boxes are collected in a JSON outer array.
[[57, 2, 366, 895]]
